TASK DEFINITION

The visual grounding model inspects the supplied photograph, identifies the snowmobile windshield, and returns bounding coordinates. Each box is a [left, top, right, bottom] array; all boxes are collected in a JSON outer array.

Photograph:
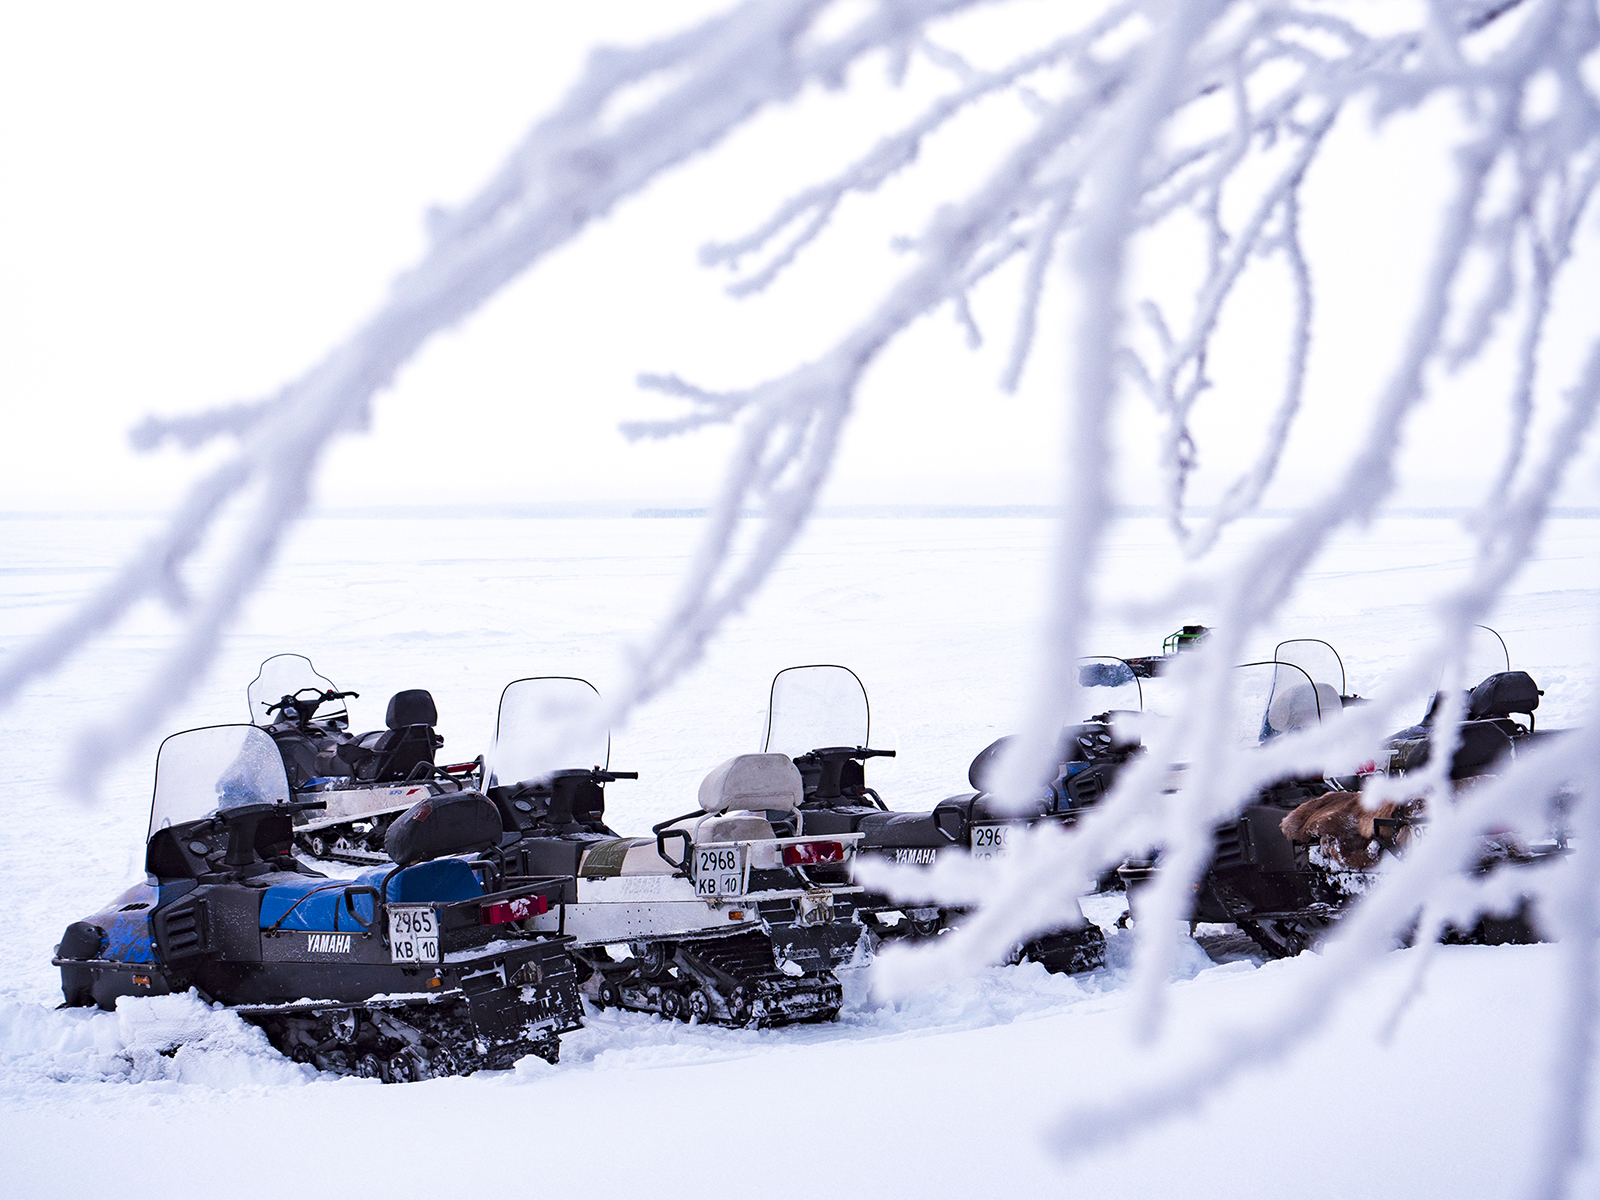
[[1273, 639, 1346, 697], [762, 664, 869, 756], [247, 654, 345, 726], [490, 676, 610, 788], [1456, 625, 1511, 688], [148, 724, 291, 839], [1232, 662, 1331, 746], [1077, 657, 1143, 714]]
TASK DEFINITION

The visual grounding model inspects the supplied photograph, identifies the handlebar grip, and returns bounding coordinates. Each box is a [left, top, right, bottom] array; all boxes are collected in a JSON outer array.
[[607, 771, 640, 780], [862, 748, 897, 759]]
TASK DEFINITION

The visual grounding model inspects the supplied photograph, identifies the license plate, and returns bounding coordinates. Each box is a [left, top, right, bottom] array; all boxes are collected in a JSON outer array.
[[970, 823, 1013, 860], [388, 904, 439, 964], [694, 844, 747, 898]]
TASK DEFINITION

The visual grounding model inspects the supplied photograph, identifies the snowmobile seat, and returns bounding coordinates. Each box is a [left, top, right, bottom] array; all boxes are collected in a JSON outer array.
[[1467, 671, 1541, 722], [1265, 682, 1341, 736], [697, 754, 803, 814], [384, 790, 503, 866], [259, 878, 378, 932], [1391, 720, 1516, 780], [356, 689, 443, 783], [367, 859, 485, 904], [858, 797, 973, 850]]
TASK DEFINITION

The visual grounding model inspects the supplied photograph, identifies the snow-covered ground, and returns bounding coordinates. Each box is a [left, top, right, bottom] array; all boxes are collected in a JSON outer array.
[[2, 514, 1596, 1197]]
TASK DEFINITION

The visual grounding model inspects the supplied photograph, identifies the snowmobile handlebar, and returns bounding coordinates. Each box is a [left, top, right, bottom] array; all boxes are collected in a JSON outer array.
[[214, 798, 328, 822], [262, 687, 359, 721], [805, 746, 895, 761]]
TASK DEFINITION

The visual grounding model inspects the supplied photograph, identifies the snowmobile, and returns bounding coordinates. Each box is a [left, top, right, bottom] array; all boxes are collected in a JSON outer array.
[[53, 722, 584, 1080], [247, 654, 482, 863], [1120, 629, 1565, 957], [458, 676, 866, 1026], [758, 663, 1132, 974], [1123, 624, 1212, 678]]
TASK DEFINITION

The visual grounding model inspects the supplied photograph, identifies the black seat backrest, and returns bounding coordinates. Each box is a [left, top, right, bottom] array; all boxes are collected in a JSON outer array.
[[357, 689, 441, 783], [1467, 671, 1540, 721], [385, 791, 502, 865], [387, 689, 438, 729]]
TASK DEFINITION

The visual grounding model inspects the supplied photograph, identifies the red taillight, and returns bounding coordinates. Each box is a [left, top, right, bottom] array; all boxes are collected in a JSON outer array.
[[783, 841, 844, 866], [481, 894, 548, 925]]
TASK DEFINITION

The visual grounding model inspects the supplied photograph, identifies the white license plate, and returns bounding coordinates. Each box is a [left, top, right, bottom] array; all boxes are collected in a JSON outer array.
[[388, 904, 439, 963], [970, 823, 1013, 860], [694, 844, 747, 898]]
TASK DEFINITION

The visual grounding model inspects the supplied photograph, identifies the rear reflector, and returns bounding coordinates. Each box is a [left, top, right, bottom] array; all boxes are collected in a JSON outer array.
[[783, 841, 844, 867], [481, 894, 549, 925]]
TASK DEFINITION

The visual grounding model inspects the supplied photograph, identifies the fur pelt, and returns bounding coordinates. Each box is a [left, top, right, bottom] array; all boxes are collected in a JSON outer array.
[[1280, 792, 1419, 870]]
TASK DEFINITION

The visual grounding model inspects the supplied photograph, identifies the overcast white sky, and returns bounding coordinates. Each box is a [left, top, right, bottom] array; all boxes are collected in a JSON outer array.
[[3, 1, 1598, 515]]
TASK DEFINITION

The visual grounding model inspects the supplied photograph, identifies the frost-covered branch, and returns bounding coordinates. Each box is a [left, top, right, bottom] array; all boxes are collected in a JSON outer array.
[[5, 0, 1600, 1191]]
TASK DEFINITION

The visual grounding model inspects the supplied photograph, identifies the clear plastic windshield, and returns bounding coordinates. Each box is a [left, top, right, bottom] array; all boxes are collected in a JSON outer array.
[[1274, 639, 1346, 697], [762, 665, 870, 756], [149, 724, 291, 838], [1232, 661, 1335, 746], [1459, 625, 1511, 688], [247, 654, 344, 726], [490, 676, 610, 788], [1076, 657, 1143, 714]]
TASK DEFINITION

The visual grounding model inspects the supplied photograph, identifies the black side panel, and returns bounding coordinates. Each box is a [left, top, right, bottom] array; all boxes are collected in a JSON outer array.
[[191, 885, 265, 963], [797, 808, 872, 836], [153, 895, 209, 963], [517, 838, 586, 879]]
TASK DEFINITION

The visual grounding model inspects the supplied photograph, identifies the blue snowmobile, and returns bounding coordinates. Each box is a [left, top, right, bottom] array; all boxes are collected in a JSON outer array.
[[53, 722, 584, 1080]]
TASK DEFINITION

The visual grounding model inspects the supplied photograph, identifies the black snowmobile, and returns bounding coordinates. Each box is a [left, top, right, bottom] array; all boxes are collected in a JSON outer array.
[[1120, 630, 1565, 957], [53, 722, 584, 1080], [438, 676, 864, 1027], [760, 663, 1137, 975], [247, 654, 482, 862]]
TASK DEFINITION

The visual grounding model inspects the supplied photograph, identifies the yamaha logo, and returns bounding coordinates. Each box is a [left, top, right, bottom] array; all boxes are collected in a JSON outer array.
[[893, 848, 936, 865], [306, 933, 352, 954]]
